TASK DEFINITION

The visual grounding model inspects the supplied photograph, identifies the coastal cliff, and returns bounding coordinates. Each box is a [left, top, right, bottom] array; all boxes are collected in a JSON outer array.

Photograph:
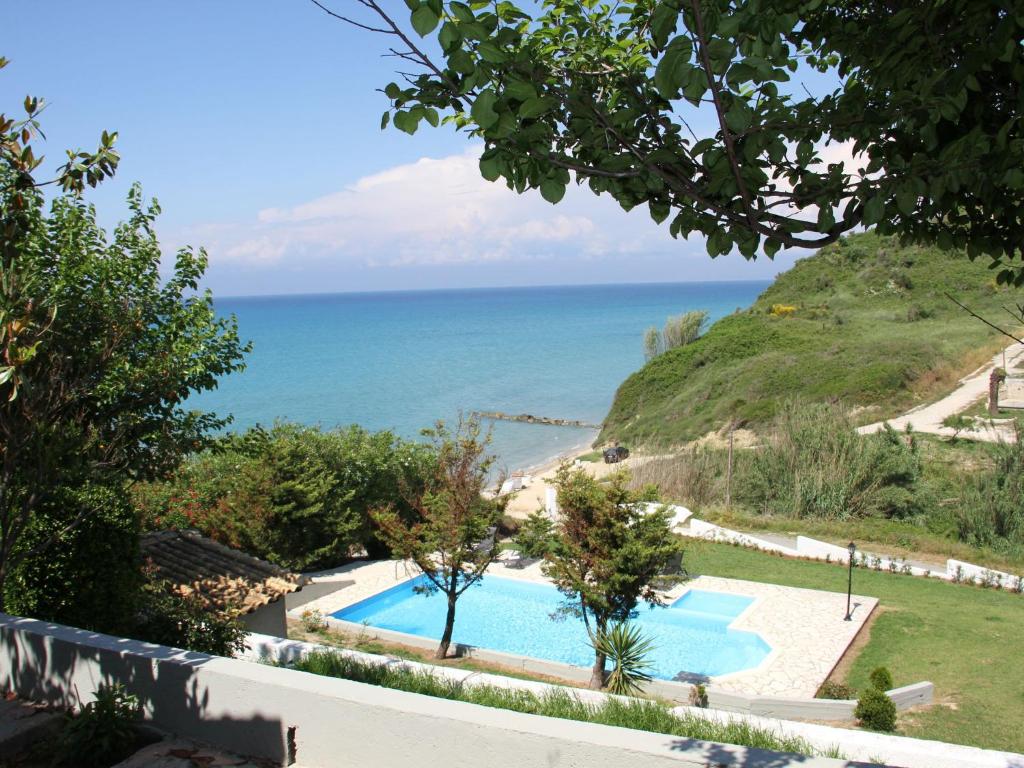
[[600, 232, 1021, 448]]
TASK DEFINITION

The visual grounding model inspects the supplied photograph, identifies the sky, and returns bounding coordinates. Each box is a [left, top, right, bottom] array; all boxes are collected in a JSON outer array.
[[0, 0, 823, 296]]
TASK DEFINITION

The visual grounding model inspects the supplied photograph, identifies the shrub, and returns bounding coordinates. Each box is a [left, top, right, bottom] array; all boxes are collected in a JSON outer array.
[[663, 310, 708, 350], [955, 426, 1024, 553], [855, 687, 897, 732], [301, 608, 327, 633], [739, 402, 923, 521], [769, 303, 797, 317], [514, 511, 557, 560], [135, 423, 435, 570], [817, 680, 855, 700], [591, 622, 655, 696], [58, 683, 141, 768], [5, 483, 141, 636], [133, 579, 247, 656], [868, 666, 894, 691]]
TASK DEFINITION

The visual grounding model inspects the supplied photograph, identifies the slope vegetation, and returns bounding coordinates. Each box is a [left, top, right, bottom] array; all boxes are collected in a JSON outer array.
[[601, 232, 1021, 448]]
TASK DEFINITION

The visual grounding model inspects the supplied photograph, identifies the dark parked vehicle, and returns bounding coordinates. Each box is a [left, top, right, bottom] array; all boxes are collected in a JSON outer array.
[[603, 446, 630, 464]]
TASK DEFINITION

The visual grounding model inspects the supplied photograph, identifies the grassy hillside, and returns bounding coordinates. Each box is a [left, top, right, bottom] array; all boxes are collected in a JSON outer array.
[[601, 232, 1022, 448]]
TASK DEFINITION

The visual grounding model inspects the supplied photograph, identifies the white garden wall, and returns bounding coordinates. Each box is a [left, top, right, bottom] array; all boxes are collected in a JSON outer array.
[[0, 614, 849, 768]]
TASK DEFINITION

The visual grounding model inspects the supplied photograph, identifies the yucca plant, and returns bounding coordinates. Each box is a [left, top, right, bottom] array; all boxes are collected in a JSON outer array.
[[592, 622, 655, 696]]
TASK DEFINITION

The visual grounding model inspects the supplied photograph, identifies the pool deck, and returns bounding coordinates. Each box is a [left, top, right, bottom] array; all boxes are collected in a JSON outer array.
[[293, 555, 877, 698]]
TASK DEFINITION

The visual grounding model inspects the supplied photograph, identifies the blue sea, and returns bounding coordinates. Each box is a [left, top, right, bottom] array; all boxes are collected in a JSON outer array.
[[192, 281, 767, 470]]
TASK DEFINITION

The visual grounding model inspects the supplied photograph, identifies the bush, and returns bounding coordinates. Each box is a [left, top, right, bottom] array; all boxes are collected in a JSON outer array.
[[300, 608, 327, 633], [817, 680, 855, 700], [855, 687, 897, 732], [739, 402, 923, 521], [133, 579, 247, 656], [955, 427, 1024, 553], [514, 511, 557, 560], [869, 666, 894, 691], [5, 483, 141, 636], [135, 423, 435, 570], [58, 683, 141, 768], [591, 622, 655, 696]]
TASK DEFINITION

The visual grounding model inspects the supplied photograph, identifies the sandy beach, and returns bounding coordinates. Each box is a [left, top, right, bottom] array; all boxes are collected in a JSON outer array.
[[498, 446, 664, 518]]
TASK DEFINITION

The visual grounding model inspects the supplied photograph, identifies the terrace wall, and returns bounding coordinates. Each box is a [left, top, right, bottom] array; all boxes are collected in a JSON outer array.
[[0, 613, 849, 768]]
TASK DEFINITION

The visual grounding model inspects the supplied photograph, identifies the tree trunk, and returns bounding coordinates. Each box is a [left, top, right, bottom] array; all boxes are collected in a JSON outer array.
[[989, 369, 1001, 416], [436, 591, 457, 659], [589, 649, 607, 690]]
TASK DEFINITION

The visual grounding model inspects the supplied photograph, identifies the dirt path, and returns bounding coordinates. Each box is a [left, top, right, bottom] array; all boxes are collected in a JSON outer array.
[[857, 341, 1024, 442]]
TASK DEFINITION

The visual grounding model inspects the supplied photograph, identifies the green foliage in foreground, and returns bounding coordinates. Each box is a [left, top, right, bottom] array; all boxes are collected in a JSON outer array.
[[601, 232, 1022, 447], [57, 684, 141, 768], [687, 541, 1024, 752], [134, 423, 435, 571], [291, 650, 840, 759]]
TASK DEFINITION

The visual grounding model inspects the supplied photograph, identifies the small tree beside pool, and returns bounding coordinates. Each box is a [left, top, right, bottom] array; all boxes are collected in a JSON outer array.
[[542, 466, 685, 689], [371, 417, 503, 659]]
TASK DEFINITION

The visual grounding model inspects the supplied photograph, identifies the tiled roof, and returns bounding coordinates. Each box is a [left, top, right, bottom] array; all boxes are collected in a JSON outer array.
[[140, 529, 306, 616]]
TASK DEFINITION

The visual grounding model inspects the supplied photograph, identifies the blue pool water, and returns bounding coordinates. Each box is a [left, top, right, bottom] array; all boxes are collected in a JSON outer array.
[[334, 576, 771, 679]]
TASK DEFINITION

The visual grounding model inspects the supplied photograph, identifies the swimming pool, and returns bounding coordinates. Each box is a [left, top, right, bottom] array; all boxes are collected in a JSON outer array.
[[332, 576, 771, 679]]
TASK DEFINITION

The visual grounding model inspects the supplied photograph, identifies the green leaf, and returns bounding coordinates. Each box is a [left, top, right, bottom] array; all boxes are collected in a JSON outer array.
[[448, 48, 475, 74], [438, 22, 462, 52], [862, 194, 885, 225], [380, 111, 390, 130], [411, 4, 440, 36], [649, 201, 670, 224], [817, 205, 835, 231], [517, 96, 549, 119], [654, 49, 687, 99], [505, 80, 537, 101], [539, 177, 566, 204], [471, 88, 500, 129], [449, 1, 474, 22], [479, 153, 501, 181], [477, 41, 508, 63], [895, 189, 916, 216], [650, 2, 679, 49]]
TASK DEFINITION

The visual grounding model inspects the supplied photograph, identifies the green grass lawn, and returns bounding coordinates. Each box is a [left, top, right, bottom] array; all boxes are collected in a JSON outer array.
[[687, 540, 1024, 753]]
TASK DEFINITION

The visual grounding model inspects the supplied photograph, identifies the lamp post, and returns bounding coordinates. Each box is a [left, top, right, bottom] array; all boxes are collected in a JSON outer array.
[[844, 541, 856, 621]]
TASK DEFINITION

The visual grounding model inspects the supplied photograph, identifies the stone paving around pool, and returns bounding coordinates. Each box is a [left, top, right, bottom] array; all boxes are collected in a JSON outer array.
[[293, 555, 877, 698]]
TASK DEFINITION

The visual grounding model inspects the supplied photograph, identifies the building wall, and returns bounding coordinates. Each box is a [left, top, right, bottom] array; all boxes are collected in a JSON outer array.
[[240, 601, 287, 638]]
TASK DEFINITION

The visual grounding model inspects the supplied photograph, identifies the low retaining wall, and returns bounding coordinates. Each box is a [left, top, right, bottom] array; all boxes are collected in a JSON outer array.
[[947, 559, 1023, 589], [684, 520, 1022, 590], [243, 634, 1016, 768], [0, 614, 852, 768], [276, 621, 932, 721], [686, 519, 798, 555]]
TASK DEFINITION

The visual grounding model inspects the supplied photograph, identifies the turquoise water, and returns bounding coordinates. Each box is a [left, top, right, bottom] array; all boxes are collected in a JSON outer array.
[[192, 282, 767, 470], [333, 576, 771, 679]]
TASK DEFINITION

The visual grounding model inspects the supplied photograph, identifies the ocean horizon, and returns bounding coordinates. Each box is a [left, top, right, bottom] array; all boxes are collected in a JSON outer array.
[[190, 280, 769, 470]]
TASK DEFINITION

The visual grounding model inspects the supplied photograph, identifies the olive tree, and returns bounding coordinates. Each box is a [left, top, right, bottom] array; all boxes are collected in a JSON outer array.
[[313, 0, 1024, 283]]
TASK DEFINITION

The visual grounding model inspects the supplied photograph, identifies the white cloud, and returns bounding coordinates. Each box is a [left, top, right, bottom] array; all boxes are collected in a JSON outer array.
[[182, 145, 677, 272]]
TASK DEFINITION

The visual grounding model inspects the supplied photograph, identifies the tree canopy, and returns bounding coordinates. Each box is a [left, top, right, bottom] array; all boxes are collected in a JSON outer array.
[[0, 65, 249, 615], [316, 0, 1024, 282]]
